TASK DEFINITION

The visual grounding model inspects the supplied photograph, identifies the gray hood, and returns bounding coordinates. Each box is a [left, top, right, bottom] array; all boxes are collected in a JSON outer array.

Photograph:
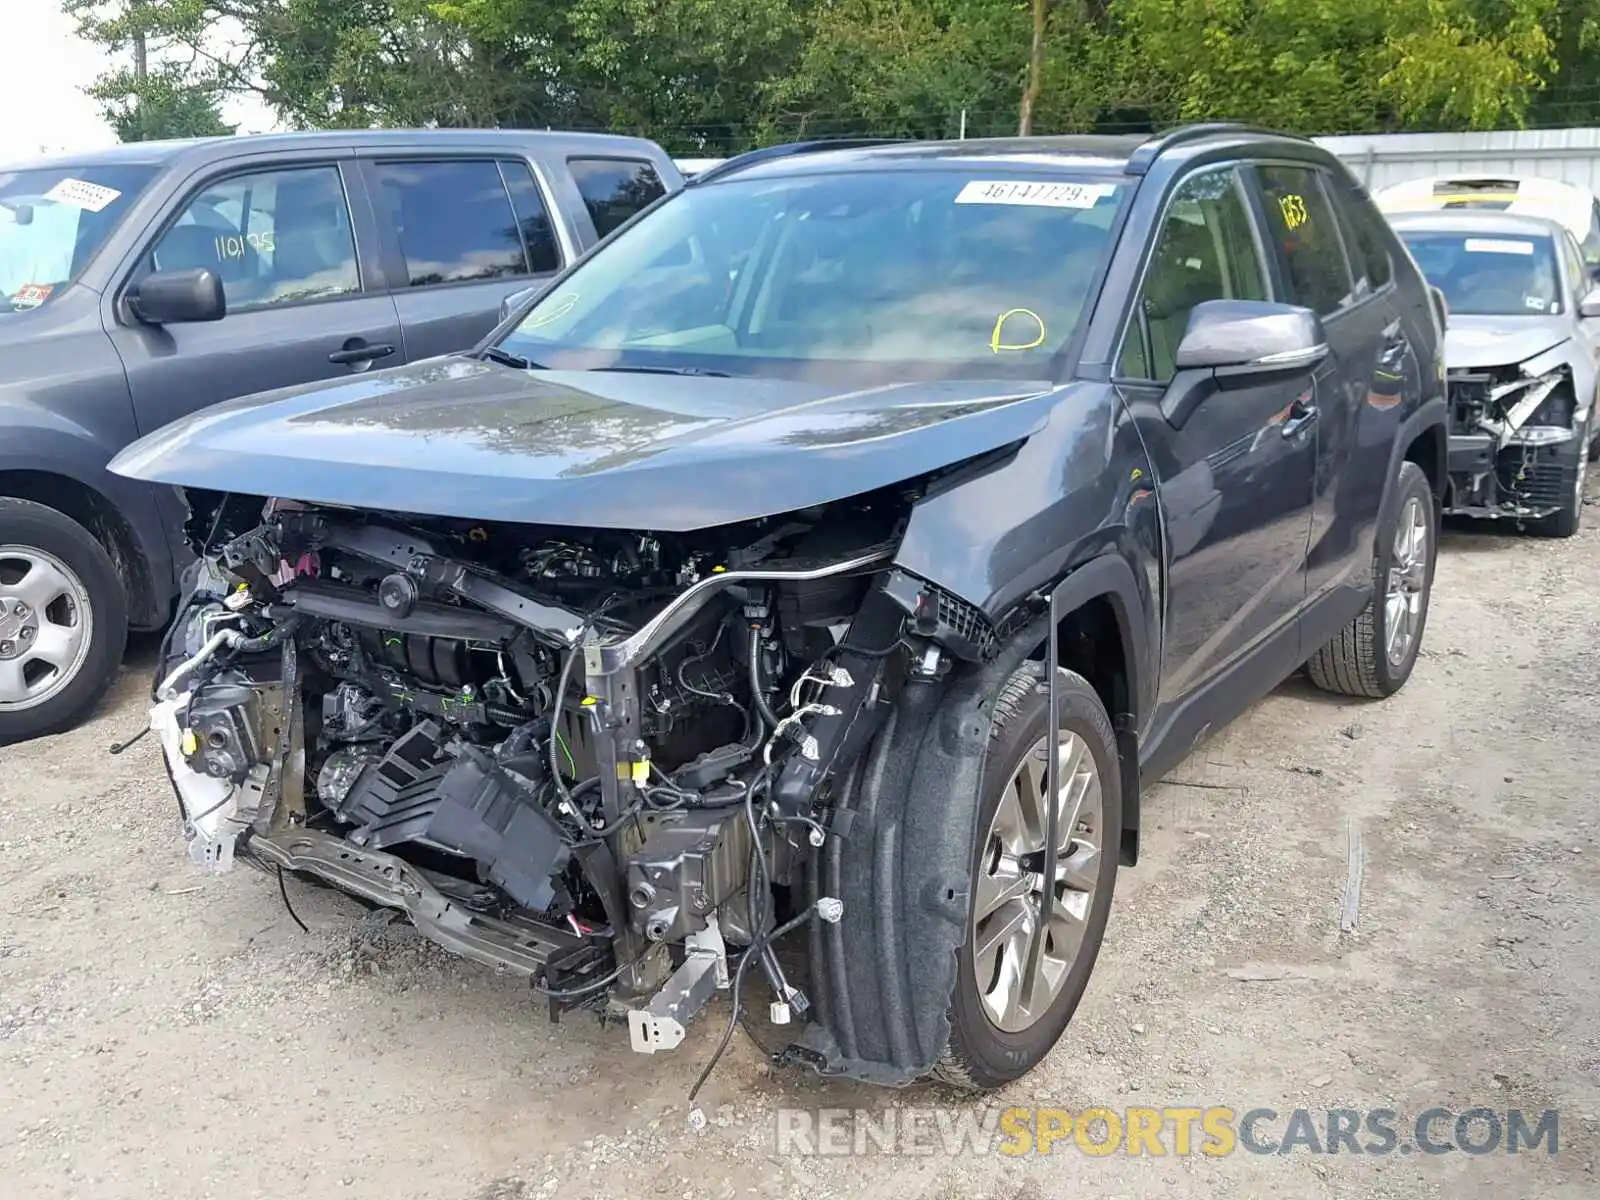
[[1444, 315, 1570, 370], [108, 356, 1060, 530]]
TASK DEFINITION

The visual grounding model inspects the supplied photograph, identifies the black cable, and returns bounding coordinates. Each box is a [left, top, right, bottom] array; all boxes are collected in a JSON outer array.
[[108, 724, 152, 755], [532, 950, 649, 1001], [687, 904, 819, 1109], [748, 625, 780, 730], [823, 634, 908, 662], [276, 866, 309, 933]]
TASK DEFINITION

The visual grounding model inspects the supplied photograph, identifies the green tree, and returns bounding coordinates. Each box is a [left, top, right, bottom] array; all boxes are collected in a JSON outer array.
[[98, 66, 236, 141]]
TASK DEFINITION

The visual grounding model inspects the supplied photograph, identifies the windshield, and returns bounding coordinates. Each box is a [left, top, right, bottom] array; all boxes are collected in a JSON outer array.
[[1399, 230, 1563, 317], [501, 170, 1126, 381], [0, 164, 158, 313]]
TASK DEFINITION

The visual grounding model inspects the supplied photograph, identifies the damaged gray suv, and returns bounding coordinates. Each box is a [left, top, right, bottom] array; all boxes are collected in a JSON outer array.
[[110, 126, 1446, 1097]]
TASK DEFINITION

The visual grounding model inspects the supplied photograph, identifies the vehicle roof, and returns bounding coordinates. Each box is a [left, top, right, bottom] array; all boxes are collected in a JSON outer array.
[[1387, 210, 1569, 239], [1374, 174, 1595, 232], [3, 128, 668, 173], [696, 126, 1325, 184]]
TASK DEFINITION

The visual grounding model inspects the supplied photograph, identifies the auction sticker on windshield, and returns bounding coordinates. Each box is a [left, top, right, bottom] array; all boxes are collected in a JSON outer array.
[[43, 178, 123, 213], [1463, 238, 1535, 256], [11, 283, 53, 310], [956, 180, 1116, 208]]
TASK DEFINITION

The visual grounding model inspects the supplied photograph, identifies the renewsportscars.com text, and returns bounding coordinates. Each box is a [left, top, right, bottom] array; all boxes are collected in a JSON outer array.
[[772, 1106, 1560, 1158]]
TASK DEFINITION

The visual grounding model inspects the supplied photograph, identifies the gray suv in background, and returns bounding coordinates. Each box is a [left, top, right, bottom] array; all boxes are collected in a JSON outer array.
[[0, 129, 680, 743]]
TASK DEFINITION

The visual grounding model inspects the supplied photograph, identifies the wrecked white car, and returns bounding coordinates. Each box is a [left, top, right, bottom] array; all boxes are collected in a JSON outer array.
[[1394, 211, 1600, 536]]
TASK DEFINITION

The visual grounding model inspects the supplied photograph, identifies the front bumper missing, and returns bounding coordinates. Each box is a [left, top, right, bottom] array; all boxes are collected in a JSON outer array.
[[244, 828, 600, 981]]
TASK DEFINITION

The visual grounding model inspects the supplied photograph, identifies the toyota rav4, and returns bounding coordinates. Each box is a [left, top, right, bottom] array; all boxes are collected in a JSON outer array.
[[109, 125, 1446, 1098]]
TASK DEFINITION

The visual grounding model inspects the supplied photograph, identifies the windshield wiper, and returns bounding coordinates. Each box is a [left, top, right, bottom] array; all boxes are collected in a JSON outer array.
[[480, 345, 540, 370], [586, 365, 732, 378]]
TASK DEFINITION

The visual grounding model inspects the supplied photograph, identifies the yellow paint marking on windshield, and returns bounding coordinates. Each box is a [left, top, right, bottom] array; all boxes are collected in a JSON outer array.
[[525, 292, 579, 327], [1278, 194, 1309, 231], [990, 308, 1046, 354]]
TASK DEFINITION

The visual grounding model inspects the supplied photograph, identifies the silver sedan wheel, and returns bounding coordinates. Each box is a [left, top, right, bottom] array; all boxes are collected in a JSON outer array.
[[970, 729, 1103, 1033], [1384, 495, 1429, 667], [0, 546, 95, 711]]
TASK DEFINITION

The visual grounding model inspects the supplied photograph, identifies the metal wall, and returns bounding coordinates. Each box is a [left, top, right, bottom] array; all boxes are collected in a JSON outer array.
[[1316, 128, 1600, 193]]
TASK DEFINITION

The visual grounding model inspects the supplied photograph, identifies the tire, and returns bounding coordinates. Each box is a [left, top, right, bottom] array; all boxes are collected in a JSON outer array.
[[1305, 460, 1436, 699], [934, 663, 1122, 1091], [1536, 442, 1587, 538], [0, 498, 128, 745]]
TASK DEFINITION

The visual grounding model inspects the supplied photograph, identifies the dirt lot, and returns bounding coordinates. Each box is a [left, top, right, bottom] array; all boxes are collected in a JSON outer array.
[[3, 505, 1598, 1200]]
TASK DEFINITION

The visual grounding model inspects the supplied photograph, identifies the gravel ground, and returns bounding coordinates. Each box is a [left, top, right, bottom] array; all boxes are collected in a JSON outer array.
[[3, 503, 1598, 1200]]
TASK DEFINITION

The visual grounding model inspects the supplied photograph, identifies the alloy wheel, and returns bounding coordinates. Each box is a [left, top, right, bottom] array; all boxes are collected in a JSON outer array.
[[1384, 495, 1429, 667], [970, 729, 1104, 1033]]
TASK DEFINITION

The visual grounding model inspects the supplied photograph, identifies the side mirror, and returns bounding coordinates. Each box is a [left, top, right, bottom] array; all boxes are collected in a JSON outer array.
[[499, 281, 550, 324], [1580, 289, 1600, 319], [128, 268, 226, 325], [1164, 300, 1327, 429]]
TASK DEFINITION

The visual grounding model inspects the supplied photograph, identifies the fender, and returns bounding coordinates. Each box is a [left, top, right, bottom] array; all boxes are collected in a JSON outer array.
[[1382, 394, 1448, 519], [0, 407, 180, 629], [1047, 553, 1148, 866]]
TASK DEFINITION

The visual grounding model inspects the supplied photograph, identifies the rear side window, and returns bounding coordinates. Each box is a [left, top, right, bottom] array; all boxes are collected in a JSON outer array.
[[1328, 175, 1393, 294], [569, 158, 667, 239], [1255, 165, 1354, 316], [370, 160, 554, 288]]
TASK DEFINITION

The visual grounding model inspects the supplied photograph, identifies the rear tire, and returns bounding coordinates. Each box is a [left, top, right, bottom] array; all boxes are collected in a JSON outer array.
[[0, 499, 128, 745], [934, 664, 1121, 1091], [1306, 461, 1436, 699]]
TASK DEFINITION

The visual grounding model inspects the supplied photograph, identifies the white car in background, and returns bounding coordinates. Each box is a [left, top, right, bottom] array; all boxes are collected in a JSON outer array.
[[1374, 175, 1600, 281]]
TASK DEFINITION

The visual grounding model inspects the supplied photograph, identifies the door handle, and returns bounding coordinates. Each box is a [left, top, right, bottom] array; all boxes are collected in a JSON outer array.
[[1281, 400, 1319, 440], [329, 342, 395, 366]]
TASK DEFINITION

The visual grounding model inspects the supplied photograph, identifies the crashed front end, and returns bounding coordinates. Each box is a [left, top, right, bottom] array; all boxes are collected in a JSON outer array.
[[146, 483, 1003, 1070], [1444, 357, 1587, 521]]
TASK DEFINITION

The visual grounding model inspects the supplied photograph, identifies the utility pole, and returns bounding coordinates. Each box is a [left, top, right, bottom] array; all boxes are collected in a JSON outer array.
[[132, 0, 148, 82], [1018, 0, 1046, 136]]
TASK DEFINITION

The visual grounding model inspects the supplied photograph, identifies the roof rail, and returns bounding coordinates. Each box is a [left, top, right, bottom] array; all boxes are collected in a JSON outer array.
[[688, 138, 903, 186], [1125, 122, 1301, 175]]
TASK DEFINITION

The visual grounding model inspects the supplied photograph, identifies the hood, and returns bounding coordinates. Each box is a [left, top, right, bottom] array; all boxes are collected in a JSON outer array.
[[108, 356, 1060, 530], [1443, 316, 1570, 370]]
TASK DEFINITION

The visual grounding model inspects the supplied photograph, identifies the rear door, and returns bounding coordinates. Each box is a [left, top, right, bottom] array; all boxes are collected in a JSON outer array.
[[359, 157, 565, 360], [110, 156, 406, 438], [1251, 163, 1401, 606]]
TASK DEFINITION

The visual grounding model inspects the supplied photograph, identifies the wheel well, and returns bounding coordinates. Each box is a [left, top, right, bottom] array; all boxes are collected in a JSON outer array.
[[1054, 594, 1129, 720], [1053, 593, 1141, 867], [1404, 422, 1447, 499], [0, 471, 153, 623]]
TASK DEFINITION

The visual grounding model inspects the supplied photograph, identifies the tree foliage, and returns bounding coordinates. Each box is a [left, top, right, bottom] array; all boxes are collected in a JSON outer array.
[[62, 0, 1599, 151]]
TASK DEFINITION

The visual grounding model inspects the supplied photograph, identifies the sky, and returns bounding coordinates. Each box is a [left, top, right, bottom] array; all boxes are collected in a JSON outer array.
[[2, 0, 277, 162]]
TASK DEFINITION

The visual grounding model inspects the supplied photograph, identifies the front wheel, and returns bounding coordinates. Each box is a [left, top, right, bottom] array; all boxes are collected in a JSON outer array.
[[0, 499, 128, 745], [1305, 460, 1436, 699], [1536, 442, 1587, 538], [934, 664, 1122, 1091]]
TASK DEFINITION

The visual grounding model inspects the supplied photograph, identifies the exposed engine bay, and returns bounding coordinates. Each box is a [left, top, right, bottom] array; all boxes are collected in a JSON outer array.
[[148, 482, 1015, 1089], [1444, 361, 1587, 520]]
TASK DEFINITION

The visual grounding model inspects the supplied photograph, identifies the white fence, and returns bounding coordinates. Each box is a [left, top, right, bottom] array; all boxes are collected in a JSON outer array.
[[1316, 128, 1600, 194]]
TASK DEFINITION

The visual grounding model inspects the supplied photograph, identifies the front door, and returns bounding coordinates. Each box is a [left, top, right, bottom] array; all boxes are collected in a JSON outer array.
[[108, 160, 406, 438], [1116, 165, 1318, 715]]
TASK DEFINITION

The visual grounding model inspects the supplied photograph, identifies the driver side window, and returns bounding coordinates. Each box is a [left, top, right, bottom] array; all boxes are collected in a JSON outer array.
[[148, 165, 360, 314], [1118, 168, 1270, 383]]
